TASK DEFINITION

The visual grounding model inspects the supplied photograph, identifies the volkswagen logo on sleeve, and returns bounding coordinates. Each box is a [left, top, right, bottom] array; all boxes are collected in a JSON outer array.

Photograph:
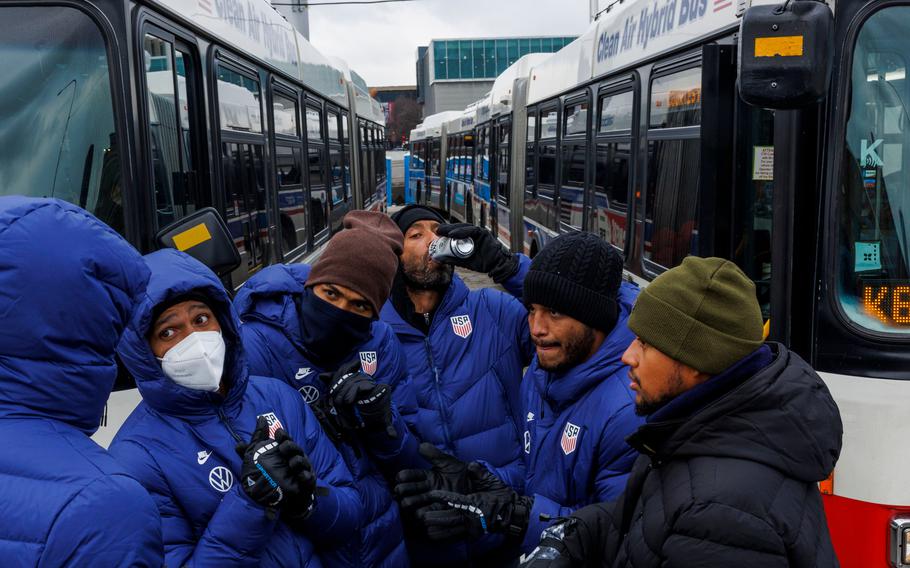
[[208, 466, 233, 493], [298, 384, 320, 404]]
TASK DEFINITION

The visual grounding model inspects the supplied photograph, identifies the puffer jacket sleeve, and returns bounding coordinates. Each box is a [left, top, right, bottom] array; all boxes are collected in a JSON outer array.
[[591, 401, 639, 502], [110, 439, 278, 567], [479, 285, 535, 368], [499, 253, 531, 300], [662, 500, 789, 567], [40, 474, 164, 567], [241, 323, 280, 379], [292, 395, 363, 547], [359, 324, 425, 470]]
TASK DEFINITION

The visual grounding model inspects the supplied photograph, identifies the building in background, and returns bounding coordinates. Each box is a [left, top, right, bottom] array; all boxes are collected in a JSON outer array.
[[270, 0, 309, 39], [416, 36, 577, 116], [371, 86, 419, 147]]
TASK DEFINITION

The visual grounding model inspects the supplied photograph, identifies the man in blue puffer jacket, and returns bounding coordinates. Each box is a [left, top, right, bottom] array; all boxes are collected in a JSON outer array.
[[400, 232, 643, 559], [383, 206, 534, 488], [235, 211, 415, 567], [110, 249, 362, 567], [0, 197, 162, 567]]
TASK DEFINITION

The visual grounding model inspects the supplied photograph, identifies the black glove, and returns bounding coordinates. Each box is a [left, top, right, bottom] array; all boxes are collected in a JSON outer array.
[[417, 463, 533, 541], [519, 518, 578, 567], [394, 443, 471, 511], [323, 359, 397, 439], [435, 223, 519, 282], [237, 416, 317, 516]]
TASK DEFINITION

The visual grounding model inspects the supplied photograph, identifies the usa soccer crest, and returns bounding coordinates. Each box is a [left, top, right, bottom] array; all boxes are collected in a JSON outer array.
[[258, 412, 284, 440], [450, 315, 473, 338], [359, 351, 377, 375], [560, 422, 581, 456]]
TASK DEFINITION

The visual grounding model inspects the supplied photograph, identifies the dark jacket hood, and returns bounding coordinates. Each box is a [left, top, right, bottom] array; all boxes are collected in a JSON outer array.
[[117, 249, 247, 419], [0, 197, 149, 435], [533, 282, 638, 409], [630, 343, 843, 483]]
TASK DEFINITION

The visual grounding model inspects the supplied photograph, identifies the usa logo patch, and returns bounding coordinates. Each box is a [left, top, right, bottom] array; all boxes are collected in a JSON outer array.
[[359, 351, 377, 375], [258, 412, 284, 440], [560, 422, 581, 456], [450, 315, 473, 338]]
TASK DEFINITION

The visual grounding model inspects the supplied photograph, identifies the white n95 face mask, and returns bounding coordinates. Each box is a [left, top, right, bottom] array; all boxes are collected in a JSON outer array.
[[158, 331, 225, 392]]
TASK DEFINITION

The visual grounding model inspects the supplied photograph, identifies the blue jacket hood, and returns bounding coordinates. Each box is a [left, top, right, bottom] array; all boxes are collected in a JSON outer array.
[[117, 249, 247, 419], [234, 263, 311, 347], [0, 197, 149, 435], [535, 282, 638, 408]]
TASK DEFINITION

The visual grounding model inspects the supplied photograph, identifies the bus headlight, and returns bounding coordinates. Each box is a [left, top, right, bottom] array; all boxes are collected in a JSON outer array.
[[890, 517, 910, 567]]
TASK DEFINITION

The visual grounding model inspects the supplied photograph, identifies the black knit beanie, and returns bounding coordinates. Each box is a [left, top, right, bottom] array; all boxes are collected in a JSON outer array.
[[391, 205, 445, 234], [524, 232, 623, 332]]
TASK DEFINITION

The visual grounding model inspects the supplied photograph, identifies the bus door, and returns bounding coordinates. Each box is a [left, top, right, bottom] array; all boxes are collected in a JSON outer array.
[[495, 118, 512, 247], [140, 25, 205, 247], [214, 58, 272, 286], [269, 84, 309, 260]]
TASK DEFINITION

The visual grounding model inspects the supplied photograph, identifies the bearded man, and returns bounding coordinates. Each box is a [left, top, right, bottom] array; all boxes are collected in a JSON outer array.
[[394, 231, 644, 560]]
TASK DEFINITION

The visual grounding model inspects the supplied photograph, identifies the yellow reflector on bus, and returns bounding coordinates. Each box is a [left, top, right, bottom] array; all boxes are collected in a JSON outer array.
[[172, 223, 212, 252], [754, 36, 804, 57]]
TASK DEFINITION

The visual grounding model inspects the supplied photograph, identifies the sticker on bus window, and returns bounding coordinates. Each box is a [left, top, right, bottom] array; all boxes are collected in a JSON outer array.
[[752, 146, 774, 181], [855, 241, 882, 273]]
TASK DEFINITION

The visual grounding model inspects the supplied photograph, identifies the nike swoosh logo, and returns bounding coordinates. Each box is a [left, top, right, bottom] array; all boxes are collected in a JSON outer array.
[[197, 451, 212, 465]]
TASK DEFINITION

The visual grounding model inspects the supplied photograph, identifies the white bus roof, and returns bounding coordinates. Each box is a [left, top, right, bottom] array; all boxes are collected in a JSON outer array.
[[490, 53, 551, 115], [410, 110, 462, 140], [445, 109, 477, 135], [527, 0, 746, 105], [151, 0, 348, 105]]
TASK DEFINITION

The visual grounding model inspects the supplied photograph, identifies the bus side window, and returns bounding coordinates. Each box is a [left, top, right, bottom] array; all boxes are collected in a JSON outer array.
[[592, 89, 635, 253], [644, 67, 702, 269], [143, 33, 200, 231]]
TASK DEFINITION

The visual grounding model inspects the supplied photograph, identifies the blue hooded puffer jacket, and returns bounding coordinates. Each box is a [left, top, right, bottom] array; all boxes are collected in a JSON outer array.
[[235, 263, 413, 568], [502, 281, 644, 552], [110, 249, 362, 568], [0, 197, 163, 567], [379, 263, 535, 487]]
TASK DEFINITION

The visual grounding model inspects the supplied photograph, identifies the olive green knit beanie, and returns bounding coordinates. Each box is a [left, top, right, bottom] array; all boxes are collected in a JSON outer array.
[[628, 257, 764, 374]]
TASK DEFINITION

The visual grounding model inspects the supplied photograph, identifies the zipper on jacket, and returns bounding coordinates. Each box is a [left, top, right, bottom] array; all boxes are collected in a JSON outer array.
[[424, 337, 453, 451], [217, 406, 244, 445]]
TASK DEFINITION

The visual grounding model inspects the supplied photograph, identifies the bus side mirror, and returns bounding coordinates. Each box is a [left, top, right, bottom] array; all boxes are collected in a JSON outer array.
[[155, 207, 241, 277], [738, 0, 834, 108]]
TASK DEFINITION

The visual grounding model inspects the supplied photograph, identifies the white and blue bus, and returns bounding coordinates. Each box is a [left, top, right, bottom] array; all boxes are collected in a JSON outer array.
[[407, 0, 910, 563], [0, 0, 386, 291]]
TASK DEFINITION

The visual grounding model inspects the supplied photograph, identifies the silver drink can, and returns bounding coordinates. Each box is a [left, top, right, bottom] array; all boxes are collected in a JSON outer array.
[[429, 237, 475, 263]]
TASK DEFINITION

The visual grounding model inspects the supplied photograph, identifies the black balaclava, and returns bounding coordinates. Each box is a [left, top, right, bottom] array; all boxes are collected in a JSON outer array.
[[296, 287, 372, 369]]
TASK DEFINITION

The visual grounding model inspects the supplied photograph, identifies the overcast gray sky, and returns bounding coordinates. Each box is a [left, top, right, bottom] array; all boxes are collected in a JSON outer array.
[[307, 0, 592, 86]]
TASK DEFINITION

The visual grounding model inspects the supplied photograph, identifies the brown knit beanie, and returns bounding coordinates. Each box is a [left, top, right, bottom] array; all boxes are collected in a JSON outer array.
[[628, 257, 764, 374], [307, 211, 403, 316]]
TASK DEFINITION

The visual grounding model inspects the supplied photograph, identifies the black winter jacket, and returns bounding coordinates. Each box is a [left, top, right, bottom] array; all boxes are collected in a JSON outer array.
[[557, 343, 842, 567]]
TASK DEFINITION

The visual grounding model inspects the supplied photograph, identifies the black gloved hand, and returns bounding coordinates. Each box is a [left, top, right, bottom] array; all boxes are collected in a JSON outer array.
[[519, 518, 578, 567], [394, 443, 471, 511], [323, 359, 397, 439], [417, 463, 533, 541], [435, 223, 519, 282], [237, 416, 316, 515]]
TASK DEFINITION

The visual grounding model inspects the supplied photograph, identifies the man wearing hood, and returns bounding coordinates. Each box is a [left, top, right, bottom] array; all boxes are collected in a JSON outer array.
[[397, 232, 643, 558], [0, 197, 162, 566], [521, 257, 843, 567], [235, 210, 416, 567], [109, 249, 361, 567]]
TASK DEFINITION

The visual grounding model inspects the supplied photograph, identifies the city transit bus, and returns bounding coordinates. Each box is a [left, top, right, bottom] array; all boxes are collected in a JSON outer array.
[[409, 0, 910, 563]]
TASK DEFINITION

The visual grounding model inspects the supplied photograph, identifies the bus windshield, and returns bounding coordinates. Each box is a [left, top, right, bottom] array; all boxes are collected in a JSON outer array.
[[0, 7, 123, 233]]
